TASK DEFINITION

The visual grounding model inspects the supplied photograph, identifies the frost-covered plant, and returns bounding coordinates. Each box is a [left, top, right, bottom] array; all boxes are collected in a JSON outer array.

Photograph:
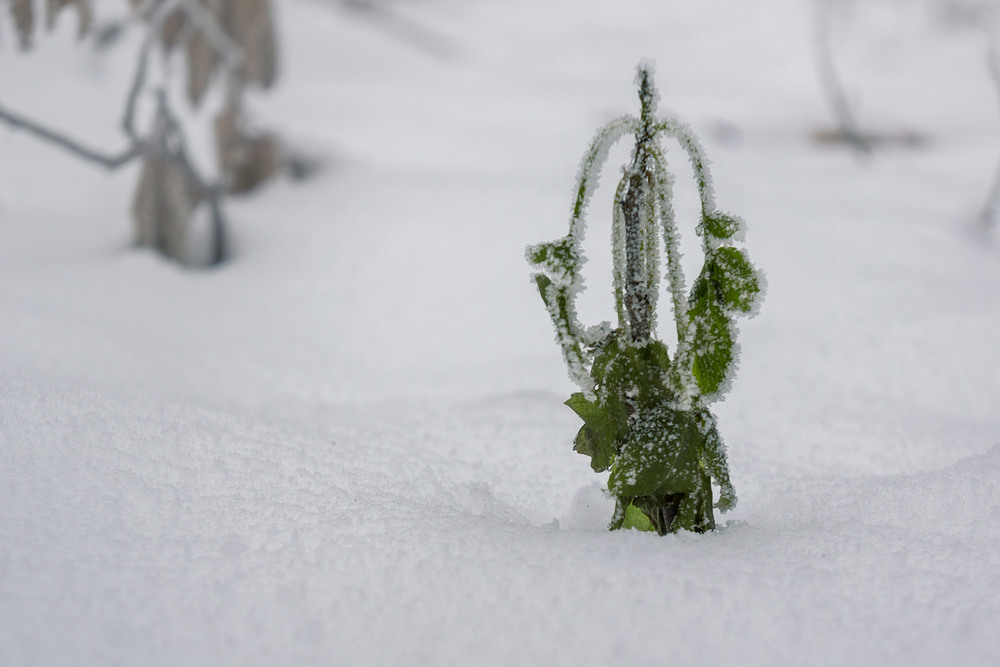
[[527, 65, 764, 535]]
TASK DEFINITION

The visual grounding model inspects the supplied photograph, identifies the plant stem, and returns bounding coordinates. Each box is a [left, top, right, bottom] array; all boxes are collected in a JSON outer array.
[[621, 172, 651, 344], [621, 68, 657, 345]]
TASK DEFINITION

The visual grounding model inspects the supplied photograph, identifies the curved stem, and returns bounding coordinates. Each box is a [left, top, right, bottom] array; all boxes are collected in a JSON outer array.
[[649, 147, 690, 360], [568, 116, 637, 243], [654, 119, 716, 223]]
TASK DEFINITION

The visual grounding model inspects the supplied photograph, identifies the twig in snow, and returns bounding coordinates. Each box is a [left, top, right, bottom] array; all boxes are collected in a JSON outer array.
[[814, 0, 871, 154]]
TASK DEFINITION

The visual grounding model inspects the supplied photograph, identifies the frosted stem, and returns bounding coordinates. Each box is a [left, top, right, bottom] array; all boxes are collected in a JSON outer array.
[[650, 148, 690, 360], [621, 168, 653, 344], [621, 68, 658, 345], [656, 120, 716, 223], [568, 116, 636, 242], [611, 175, 629, 327]]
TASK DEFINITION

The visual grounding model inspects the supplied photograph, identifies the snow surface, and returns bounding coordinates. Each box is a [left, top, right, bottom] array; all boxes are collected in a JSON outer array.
[[3, 0, 1000, 664]]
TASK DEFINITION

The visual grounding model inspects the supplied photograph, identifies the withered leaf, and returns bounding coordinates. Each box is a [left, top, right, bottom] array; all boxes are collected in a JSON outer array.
[[185, 26, 217, 105], [45, 0, 92, 39], [131, 155, 202, 262], [214, 103, 279, 193], [159, 7, 186, 51], [225, 0, 277, 88], [9, 0, 34, 50]]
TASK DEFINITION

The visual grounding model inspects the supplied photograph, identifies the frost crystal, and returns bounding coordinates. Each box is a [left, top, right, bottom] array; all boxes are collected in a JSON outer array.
[[527, 63, 764, 535]]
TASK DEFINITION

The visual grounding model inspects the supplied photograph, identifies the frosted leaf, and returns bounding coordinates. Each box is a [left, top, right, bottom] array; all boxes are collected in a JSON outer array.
[[131, 155, 201, 262], [565, 393, 618, 473], [710, 247, 761, 314], [582, 322, 614, 348], [608, 405, 700, 497], [702, 212, 742, 241], [687, 294, 735, 398], [526, 238, 578, 288]]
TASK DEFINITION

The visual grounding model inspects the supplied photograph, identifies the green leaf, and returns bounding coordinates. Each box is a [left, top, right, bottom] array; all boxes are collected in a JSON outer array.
[[703, 212, 741, 239], [593, 339, 673, 408], [622, 502, 654, 532], [526, 238, 577, 276], [685, 247, 759, 396], [533, 273, 552, 299], [565, 393, 618, 472], [607, 405, 701, 497], [589, 338, 622, 389], [716, 484, 737, 512], [696, 408, 737, 512], [688, 294, 734, 396], [673, 473, 716, 533], [710, 247, 760, 314]]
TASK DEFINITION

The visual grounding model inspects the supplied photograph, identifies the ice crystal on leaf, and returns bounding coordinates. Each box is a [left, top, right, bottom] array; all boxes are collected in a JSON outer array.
[[527, 63, 763, 535]]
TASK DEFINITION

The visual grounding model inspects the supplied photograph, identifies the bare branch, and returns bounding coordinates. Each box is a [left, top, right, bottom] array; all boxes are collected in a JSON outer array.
[[121, 23, 157, 141], [120, 0, 196, 136], [0, 101, 139, 169]]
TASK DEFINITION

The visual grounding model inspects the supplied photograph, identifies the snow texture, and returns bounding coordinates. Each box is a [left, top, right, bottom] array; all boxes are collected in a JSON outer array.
[[3, 0, 1000, 665]]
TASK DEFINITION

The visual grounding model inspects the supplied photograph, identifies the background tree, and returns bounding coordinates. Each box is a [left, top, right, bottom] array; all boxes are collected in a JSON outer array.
[[0, 0, 285, 265]]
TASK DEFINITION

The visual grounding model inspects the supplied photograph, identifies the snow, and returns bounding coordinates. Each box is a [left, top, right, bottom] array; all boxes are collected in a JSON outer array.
[[2, 0, 1000, 664]]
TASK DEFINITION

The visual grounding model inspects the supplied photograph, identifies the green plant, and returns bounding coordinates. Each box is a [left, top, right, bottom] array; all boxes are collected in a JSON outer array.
[[527, 64, 764, 535]]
